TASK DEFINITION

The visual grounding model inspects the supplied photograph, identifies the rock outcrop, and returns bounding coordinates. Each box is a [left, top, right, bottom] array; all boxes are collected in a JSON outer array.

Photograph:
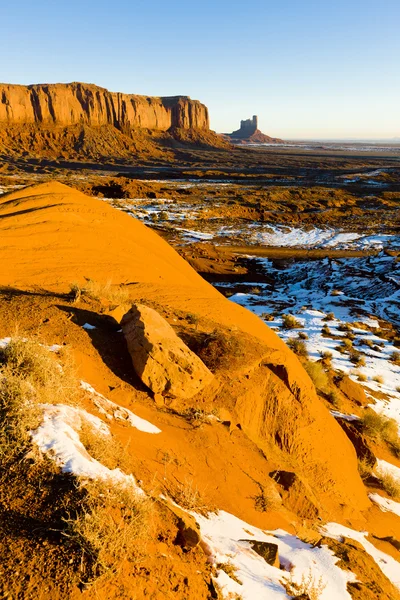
[[0, 82, 209, 130], [227, 115, 283, 144], [121, 304, 214, 399]]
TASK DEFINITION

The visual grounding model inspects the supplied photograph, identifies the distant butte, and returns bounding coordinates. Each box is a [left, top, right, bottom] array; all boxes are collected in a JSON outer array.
[[227, 115, 283, 144]]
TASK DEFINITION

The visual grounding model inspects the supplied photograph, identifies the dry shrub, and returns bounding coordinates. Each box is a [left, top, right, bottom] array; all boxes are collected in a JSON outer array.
[[284, 568, 326, 600], [217, 562, 242, 585], [71, 279, 130, 305], [195, 329, 241, 371], [357, 372, 367, 382], [287, 338, 308, 357], [0, 337, 78, 465], [372, 374, 384, 384], [79, 422, 132, 473], [166, 477, 210, 514], [358, 458, 373, 480], [282, 314, 303, 330], [304, 361, 329, 393], [362, 409, 400, 455], [64, 479, 152, 577], [378, 471, 400, 500], [390, 351, 400, 366]]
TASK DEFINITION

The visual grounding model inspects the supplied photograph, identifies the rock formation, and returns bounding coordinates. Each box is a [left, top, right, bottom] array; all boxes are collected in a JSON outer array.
[[227, 115, 283, 144], [0, 82, 209, 130], [121, 304, 214, 399], [0, 82, 228, 160]]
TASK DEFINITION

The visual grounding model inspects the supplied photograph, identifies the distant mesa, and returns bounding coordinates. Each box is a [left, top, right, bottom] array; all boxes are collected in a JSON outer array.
[[227, 115, 283, 144]]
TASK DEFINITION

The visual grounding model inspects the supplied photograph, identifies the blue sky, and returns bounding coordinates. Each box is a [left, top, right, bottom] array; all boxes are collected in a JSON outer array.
[[1, 0, 399, 138]]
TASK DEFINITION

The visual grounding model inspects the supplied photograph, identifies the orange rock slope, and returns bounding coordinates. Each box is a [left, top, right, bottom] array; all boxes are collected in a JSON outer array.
[[0, 181, 370, 519]]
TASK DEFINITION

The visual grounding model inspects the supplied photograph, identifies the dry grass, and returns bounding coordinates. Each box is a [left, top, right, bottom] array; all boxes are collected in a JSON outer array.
[[372, 374, 384, 385], [362, 409, 400, 456], [287, 338, 308, 357], [64, 479, 152, 577], [378, 471, 400, 500], [356, 372, 368, 382], [284, 568, 326, 600], [216, 562, 243, 585], [358, 458, 373, 480], [304, 361, 329, 393], [0, 337, 78, 465], [79, 422, 132, 473], [165, 477, 211, 514], [282, 314, 303, 330], [70, 279, 130, 306]]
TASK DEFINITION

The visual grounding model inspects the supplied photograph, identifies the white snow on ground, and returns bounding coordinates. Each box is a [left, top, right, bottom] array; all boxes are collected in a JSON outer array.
[[369, 493, 400, 517], [322, 522, 400, 589], [82, 322, 96, 330], [194, 510, 355, 600], [376, 459, 400, 482], [330, 411, 360, 421], [80, 381, 161, 434], [222, 252, 400, 429], [31, 403, 140, 487]]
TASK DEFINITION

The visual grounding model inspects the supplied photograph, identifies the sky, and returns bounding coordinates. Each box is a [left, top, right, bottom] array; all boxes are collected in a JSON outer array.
[[1, 0, 399, 139]]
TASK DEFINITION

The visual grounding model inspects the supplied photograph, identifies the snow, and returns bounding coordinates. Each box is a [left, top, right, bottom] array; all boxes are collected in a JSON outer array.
[[80, 381, 161, 434], [31, 403, 140, 488], [194, 510, 355, 600], [322, 522, 400, 589], [369, 493, 400, 517], [221, 252, 400, 430], [331, 411, 360, 421], [376, 459, 400, 482], [82, 323, 96, 330]]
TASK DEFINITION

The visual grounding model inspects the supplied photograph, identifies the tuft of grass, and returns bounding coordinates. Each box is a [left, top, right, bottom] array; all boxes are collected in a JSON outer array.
[[70, 279, 130, 306], [166, 477, 210, 514], [284, 568, 326, 600], [250, 287, 261, 295], [318, 350, 333, 362], [362, 409, 400, 456], [298, 331, 309, 340], [304, 361, 329, 393], [79, 422, 132, 473], [0, 337, 78, 466], [323, 312, 335, 321], [379, 471, 400, 500], [356, 372, 367, 382], [321, 324, 332, 336], [372, 374, 384, 385], [64, 480, 152, 577], [390, 351, 400, 366], [287, 338, 308, 357], [358, 458, 373, 480], [281, 314, 303, 330], [216, 562, 243, 585]]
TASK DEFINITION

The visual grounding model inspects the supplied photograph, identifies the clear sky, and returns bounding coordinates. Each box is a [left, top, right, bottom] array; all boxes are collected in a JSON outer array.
[[1, 0, 399, 139]]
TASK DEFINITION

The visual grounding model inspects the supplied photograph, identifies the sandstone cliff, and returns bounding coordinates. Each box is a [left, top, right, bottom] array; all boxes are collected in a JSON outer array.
[[0, 82, 209, 130]]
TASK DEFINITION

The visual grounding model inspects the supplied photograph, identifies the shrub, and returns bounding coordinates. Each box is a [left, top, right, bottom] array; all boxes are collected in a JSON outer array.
[[390, 351, 400, 366], [0, 337, 78, 465], [331, 289, 342, 296], [282, 314, 303, 330], [284, 568, 326, 600], [338, 323, 352, 332], [372, 375, 384, 385], [321, 324, 331, 336], [362, 409, 400, 455], [287, 338, 308, 357], [319, 350, 333, 361], [250, 287, 261, 295], [70, 279, 130, 305], [357, 372, 367, 382], [298, 331, 308, 340], [304, 361, 329, 393], [217, 562, 242, 585], [358, 458, 373, 480], [323, 312, 335, 322], [261, 312, 275, 322], [64, 480, 152, 577], [379, 471, 400, 500]]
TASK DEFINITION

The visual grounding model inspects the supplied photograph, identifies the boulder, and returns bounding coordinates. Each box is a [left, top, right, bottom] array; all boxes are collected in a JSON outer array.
[[240, 540, 279, 567], [121, 304, 214, 399], [336, 375, 368, 406], [336, 418, 376, 466], [160, 498, 201, 549], [270, 470, 321, 519]]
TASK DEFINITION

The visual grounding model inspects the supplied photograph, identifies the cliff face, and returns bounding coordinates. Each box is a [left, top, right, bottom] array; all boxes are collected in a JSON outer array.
[[0, 82, 209, 131]]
